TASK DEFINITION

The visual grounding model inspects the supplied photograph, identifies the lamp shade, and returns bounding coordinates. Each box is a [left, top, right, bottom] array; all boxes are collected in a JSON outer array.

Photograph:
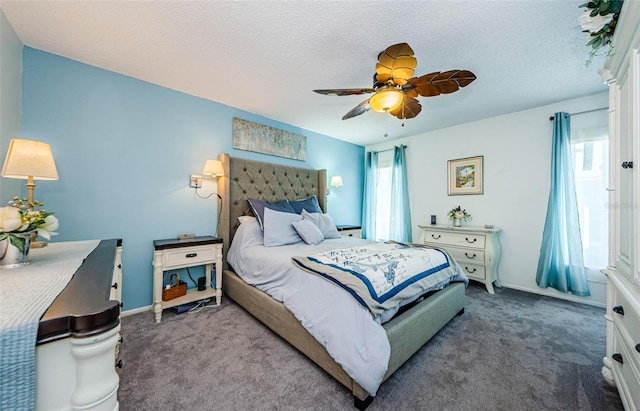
[[1, 138, 59, 180], [330, 176, 343, 187], [202, 159, 224, 177], [369, 87, 404, 113]]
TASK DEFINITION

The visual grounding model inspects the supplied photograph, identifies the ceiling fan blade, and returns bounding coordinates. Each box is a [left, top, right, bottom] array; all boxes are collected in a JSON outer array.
[[405, 70, 476, 97], [375, 43, 417, 86], [314, 88, 375, 96], [342, 99, 371, 120], [389, 96, 422, 119]]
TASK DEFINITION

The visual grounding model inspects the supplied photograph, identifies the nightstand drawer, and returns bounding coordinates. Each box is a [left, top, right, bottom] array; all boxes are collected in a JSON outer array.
[[341, 229, 361, 238], [460, 263, 486, 280], [422, 230, 486, 250], [162, 245, 217, 269]]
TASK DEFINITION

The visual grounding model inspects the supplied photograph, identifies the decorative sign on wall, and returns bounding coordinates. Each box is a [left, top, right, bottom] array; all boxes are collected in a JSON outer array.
[[232, 117, 307, 161], [447, 155, 484, 195]]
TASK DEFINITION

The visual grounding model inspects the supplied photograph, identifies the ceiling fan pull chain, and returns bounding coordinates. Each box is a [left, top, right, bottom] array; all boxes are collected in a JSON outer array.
[[384, 114, 389, 138]]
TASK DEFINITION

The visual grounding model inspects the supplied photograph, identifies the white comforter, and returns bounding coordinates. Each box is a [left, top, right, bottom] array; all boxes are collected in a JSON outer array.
[[228, 235, 390, 396]]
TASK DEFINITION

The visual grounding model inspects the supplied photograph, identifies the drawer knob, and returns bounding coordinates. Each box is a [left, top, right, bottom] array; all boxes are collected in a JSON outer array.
[[465, 252, 477, 259], [465, 266, 477, 274], [111, 282, 118, 289], [612, 305, 624, 316], [431, 234, 441, 240], [185, 253, 198, 258], [636, 343, 640, 354], [118, 264, 122, 269], [116, 359, 123, 369], [465, 237, 477, 244], [119, 302, 123, 308], [612, 353, 623, 364]]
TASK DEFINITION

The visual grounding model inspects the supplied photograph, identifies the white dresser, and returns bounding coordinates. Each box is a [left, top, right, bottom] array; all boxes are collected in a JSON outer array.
[[600, 2, 640, 409], [419, 225, 501, 293]]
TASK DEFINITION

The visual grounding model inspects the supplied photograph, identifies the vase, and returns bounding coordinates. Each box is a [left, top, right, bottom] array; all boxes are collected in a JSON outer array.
[[0, 232, 33, 268], [453, 218, 462, 227]]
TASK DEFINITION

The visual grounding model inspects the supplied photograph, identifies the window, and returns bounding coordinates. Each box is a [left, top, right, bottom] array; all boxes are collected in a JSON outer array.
[[373, 150, 393, 241], [571, 125, 608, 270]]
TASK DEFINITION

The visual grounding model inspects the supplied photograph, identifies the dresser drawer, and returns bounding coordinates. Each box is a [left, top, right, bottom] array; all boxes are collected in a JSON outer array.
[[445, 247, 485, 264], [340, 229, 361, 238], [162, 245, 217, 269], [460, 263, 486, 280], [612, 328, 640, 410], [422, 230, 486, 250], [611, 289, 640, 352]]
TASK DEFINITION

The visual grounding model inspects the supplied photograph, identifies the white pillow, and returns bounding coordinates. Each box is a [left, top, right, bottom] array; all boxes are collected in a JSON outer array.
[[301, 210, 341, 239], [231, 216, 263, 248], [238, 215, 257, 224], [292, 219, 325, 245], [263, 207, 303, 247]]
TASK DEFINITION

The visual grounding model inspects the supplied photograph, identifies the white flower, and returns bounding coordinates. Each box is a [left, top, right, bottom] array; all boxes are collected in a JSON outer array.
[[36, 215, 59, 240], [455, 210, 465, 219], [0, 206, 23, 232], [579, 11, 613, 33]]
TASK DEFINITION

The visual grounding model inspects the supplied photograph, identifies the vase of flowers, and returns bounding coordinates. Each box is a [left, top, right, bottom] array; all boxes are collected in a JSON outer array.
[[448, 206, 472, 227], [0, 197, 59, 268]]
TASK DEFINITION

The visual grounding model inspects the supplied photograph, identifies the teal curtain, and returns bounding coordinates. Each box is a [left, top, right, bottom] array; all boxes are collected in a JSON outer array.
[[536, 112, 590, 296], [361, 151, 378, 240], [389, 145, 412, 242]]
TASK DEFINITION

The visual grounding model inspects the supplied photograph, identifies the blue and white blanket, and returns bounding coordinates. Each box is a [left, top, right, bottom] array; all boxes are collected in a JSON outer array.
[[292, 242, 459, 316]]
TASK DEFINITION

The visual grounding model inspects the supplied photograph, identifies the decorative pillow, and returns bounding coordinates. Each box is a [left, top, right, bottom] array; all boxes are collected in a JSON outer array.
[[288, 195, 322, 214], [247, 198, 296, 230], [292, 219, 325, 245], [263, 207, 303, 247], [237, 215, 257, 224], [301, 209, 341, 239]]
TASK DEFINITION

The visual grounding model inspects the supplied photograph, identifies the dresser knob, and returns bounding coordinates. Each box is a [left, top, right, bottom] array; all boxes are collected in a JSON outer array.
[[111, 282, 118, 289], [186, 253, 198, 258], [116, 359, 123, 369], [612, 353, 623, 364], [636, 343, 640, 354], [465, 266, 477, 274], [465, 252, 477, 259], [465, 237, 477, 244], [119, 302, 123, 308], [431, 234, 441, 240], [612, 305, 624, 316], [118, 264, 122, 269]]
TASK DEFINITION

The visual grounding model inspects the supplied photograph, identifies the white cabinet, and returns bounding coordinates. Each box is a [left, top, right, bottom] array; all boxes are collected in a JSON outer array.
[[600, 2, 640, 409], [152, 236, 223, 323], [419, 225, 501, 293]]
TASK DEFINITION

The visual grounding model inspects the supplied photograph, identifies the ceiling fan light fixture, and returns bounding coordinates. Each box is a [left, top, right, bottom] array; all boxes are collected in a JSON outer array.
[[369, 87, 404, 113]]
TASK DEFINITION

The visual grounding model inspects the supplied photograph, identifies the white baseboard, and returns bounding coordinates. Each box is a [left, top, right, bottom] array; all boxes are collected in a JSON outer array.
[[121, 304, 152, 318], [499, 282, 606, 308]]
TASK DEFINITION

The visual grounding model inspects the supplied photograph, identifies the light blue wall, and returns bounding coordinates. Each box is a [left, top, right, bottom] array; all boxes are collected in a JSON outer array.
[[20, 47, 364, 310], [0, 9, 23, 204]]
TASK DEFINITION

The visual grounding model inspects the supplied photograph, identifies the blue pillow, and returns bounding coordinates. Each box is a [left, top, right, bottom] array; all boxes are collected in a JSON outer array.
[[263, 208, 303, 247], [292, 219, 325, 245], [301, 209, 341, 239], [288, 195, 322, 214], [247, 198, 296, 230]]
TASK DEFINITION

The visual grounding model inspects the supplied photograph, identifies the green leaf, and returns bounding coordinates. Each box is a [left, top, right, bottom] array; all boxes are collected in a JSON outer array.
[[590, 8, 599, 16], [8, 234, 27, 253]]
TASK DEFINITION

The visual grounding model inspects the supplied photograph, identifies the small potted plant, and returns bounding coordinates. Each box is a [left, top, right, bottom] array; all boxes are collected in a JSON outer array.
[[447, 206, 471, 227]]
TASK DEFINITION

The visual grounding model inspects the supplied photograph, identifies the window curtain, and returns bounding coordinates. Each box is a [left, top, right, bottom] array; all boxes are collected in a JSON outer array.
[[361, 151, 378, 240], [536, 112, 590, 296], [389, 145, 412, 242]]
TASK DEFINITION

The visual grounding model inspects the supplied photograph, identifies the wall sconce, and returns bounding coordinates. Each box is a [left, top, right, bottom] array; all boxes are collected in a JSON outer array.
[[1, 138, 59, 203], [327, 175, 343, 195], [190, 159, 224, 188]]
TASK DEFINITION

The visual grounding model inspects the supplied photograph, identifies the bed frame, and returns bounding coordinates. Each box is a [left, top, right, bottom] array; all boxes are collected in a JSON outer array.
[[216, 153, 465, 409]]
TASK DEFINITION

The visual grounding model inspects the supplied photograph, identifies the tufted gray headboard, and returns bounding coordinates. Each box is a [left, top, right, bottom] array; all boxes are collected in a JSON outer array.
[[216, 153, 327, 260]]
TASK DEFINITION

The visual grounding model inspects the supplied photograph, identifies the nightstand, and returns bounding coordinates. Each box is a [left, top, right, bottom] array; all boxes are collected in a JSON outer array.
[[152, 236, 223, 323], [337, 225, 362, 239]]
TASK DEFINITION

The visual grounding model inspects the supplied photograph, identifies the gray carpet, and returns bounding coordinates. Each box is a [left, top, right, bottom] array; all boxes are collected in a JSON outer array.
[[117, 283, 623, 410]]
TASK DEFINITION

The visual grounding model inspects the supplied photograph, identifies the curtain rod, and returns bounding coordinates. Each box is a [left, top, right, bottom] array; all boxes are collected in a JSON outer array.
[[548, 107, 607, 121], [371, 144, 408, 153]]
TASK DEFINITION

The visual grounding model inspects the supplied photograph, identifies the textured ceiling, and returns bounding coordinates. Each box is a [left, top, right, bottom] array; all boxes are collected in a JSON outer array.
[[1, 0, 608, 146]]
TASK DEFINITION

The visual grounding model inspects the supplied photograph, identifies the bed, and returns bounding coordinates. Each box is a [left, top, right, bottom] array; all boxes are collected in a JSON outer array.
[[216, 153, 465, 409]]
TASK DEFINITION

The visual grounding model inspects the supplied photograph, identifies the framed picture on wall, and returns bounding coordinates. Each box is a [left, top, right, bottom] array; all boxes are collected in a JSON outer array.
[[448, 156, 483, 195]]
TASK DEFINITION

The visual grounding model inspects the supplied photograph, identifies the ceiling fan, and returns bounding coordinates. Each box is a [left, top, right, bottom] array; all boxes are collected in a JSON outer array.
[[313, 43, 476, 121]]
